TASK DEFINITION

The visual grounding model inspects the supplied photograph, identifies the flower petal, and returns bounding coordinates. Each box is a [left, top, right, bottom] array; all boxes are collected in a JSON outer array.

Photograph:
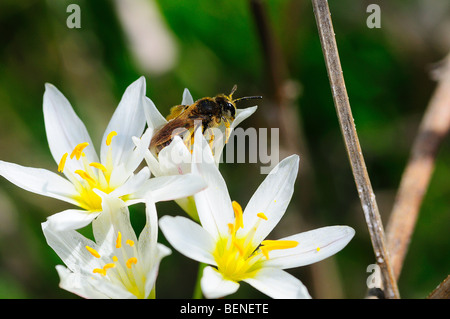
[[123, 127, 153, 176], [92, 191, 136, 246], [192, 128, 234, 238], [139, 201, 160, 266], [157, 136, 192, 176], [57, 265, 135, 299], [137, 173, 206, 203], [46, 209, 100, 232], [243, 267, 311, 299], [42, 221, 100, 273], [143, 96, 167, 130], [144, 149, 163, 177], [159, 215, 216, 265], [100, 77, 147, 167], [233, 106, 258, 130], [43, 83, 99, 172], [139, 201, 172, 297], [56, 265, 109, 299], [262, 226, 355, 269], [144, 243, 171, 298], [213, 105, 258, 165], [0, 160, 79, 206], [182, 88, 194, 105], [201, 266, 240, 299], [109, 167, 150, 200], [242, 155, 299, 246]]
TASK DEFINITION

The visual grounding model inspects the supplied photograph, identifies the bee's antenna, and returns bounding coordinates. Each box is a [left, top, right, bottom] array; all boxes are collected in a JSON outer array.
[[229, 85, 238, 98], [233, 96, 262, 103]]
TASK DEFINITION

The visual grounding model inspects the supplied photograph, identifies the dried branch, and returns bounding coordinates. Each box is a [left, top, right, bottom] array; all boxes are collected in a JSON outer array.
[[310, 0, 400, 298], [386, 54, 450, 280], [427, 275, 450, 299]]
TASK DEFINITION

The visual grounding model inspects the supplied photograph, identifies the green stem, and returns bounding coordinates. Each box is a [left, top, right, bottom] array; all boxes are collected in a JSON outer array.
[[192, 263, 207, 299]]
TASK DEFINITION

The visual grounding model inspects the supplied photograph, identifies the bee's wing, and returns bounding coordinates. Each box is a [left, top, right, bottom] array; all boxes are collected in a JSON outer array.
[[151, 118, 188, 145]]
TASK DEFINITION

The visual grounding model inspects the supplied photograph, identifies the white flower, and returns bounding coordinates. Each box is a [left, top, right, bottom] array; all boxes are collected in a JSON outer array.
[[143, 88, 258, 220], [42, 194, 170, 299], [159, 130, 355, 299], [0, 77, 205, 231]]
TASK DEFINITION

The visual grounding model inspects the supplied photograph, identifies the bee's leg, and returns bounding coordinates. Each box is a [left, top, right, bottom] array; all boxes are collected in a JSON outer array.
[[188, 122, 202, 153], [223, 119, 231, 144], [204, 127, 215, 154], [183, 127, 195, 153]]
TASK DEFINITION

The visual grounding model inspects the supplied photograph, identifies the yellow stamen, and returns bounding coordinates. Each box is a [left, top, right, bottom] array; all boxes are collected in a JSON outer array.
[[74, 170, 96, 185], [103, 263, 116, 270], [228, 223, 234, 235], [260, 240, 298, 260], [89, 162, 107, 172], [126, 239, 135, 247], [116, 232, 122, 249], [112, 256, 118, 262], [316, 247, 321, 252], [93, 268, 106, 276], [260, 247, 270, 259], [86, 246, 101, 258], [232, 201, 243, 230], [126, 257, 138, 269], [257, 212, 268, 220], [106, 131, 117, 146], [70, 142, 89, 160], [58, 153, 69, 173], [233, 241, 244, 256]]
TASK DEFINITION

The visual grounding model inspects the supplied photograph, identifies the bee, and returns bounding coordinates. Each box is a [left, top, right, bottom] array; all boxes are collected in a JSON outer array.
[[150, 85, 262, 156]]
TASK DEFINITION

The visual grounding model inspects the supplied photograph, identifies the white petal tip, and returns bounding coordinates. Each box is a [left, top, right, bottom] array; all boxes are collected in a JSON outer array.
[[201, 266, 240, 299]]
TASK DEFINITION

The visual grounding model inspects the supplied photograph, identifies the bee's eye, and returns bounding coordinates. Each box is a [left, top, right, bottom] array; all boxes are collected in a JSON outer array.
[[225, 102, 235, 118]]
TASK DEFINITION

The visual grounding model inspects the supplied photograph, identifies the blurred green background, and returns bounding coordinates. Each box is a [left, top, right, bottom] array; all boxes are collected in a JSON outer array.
[[0, 0, 449, 299]]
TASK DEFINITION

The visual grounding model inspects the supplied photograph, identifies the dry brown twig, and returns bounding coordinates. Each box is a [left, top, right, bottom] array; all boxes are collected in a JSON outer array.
[[428, 275, 450, 299], [311, 0, 400, 298], [386, 54, 450, 281]]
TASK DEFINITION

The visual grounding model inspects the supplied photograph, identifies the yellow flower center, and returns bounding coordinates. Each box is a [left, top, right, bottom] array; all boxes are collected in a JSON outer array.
[[86, 231, 147, 299], [57, 131, 118, 211], [212, 201, 298, 282]]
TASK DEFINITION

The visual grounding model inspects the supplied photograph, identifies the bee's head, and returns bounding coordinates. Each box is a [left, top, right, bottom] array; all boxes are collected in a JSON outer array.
[[215, 95, 236, 121], [217, 85, 262, 122]]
